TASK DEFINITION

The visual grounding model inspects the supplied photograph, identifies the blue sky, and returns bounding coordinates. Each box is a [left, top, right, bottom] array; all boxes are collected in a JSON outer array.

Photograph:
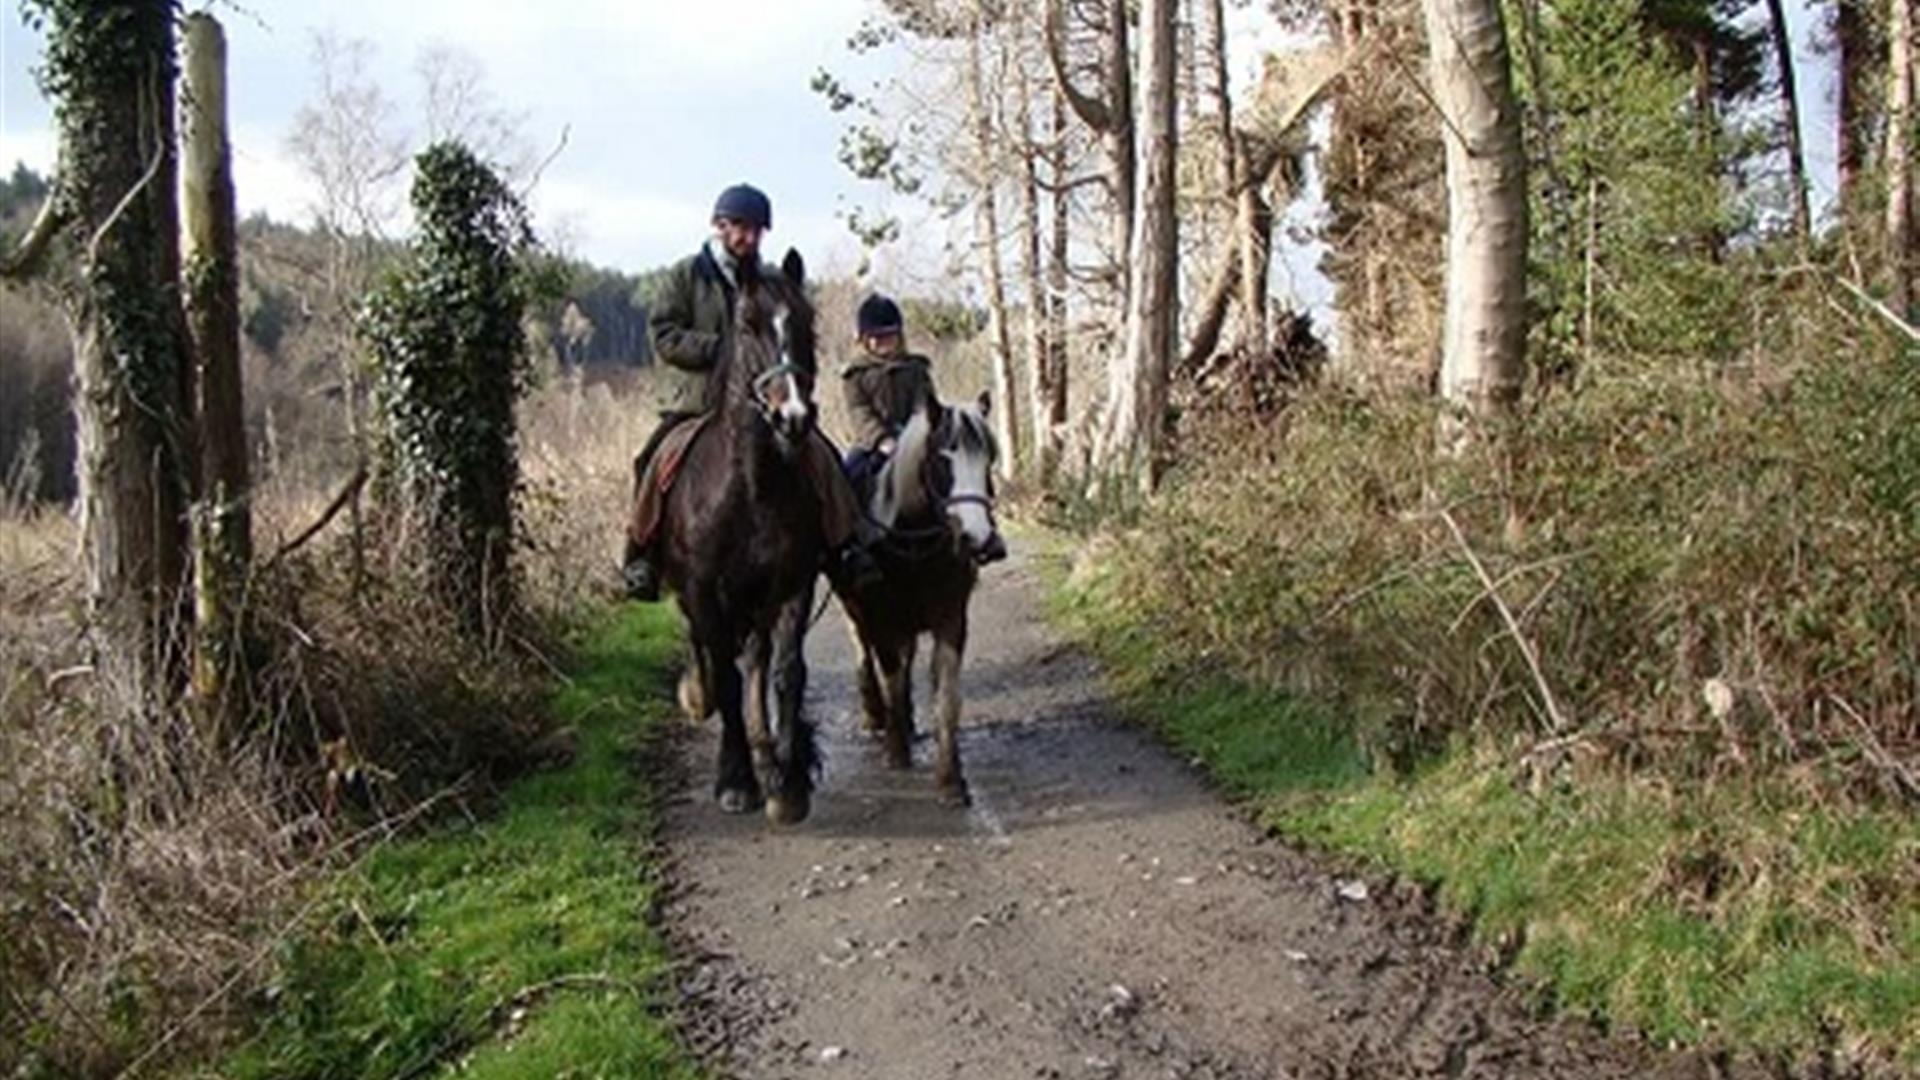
[[3, 1, 1839, 299]]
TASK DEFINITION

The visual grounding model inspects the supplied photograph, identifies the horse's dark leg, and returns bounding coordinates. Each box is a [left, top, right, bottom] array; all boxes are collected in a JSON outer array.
[[767, 589, 816, 826], [703, 638, 759, 814], [741, 629, 780, 808], [930, 610, 970, 806], [875, 637, 914, 770]]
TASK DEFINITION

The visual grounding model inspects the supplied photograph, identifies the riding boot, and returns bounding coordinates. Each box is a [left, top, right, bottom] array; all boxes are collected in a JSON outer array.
[[621, 538, 662, 602]]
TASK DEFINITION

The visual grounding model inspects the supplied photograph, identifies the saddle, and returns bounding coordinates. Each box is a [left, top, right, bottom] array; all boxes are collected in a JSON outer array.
[[626, 414, 715, 551]]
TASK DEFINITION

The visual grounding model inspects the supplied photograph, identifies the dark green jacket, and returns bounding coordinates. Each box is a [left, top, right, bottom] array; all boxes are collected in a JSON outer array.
[[840, 352, 935, 449], [647, 242, 765, 415]]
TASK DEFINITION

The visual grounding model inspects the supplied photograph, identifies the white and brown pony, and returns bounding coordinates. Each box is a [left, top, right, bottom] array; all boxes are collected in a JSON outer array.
[[833, 392, 1006, 805]]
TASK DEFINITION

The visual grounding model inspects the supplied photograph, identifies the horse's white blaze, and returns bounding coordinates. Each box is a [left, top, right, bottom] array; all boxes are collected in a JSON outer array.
[[777, 370, 808, 426], [769, 304, 808, 427]]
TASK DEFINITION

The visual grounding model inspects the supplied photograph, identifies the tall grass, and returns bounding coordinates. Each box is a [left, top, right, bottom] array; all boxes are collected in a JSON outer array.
[[1048, 289, 1919, 1066]]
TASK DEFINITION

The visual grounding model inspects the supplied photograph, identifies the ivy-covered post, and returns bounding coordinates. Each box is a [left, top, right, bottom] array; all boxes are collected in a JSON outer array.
[[361, 142, 532, 637], [24, 0, 194, 711], [182, 11, 252, 734]]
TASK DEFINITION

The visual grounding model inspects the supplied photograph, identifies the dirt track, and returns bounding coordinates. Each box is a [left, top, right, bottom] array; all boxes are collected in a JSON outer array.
[[659, 548, 1768, 1080]]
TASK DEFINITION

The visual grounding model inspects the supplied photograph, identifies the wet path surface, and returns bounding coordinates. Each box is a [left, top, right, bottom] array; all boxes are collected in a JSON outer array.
[[659, 550, 1757, 1080]]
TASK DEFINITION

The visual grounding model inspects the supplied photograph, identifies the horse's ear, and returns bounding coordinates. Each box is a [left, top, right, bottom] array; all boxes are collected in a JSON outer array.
[[781, 248, 806, 288], [976, 389, 991, 418]]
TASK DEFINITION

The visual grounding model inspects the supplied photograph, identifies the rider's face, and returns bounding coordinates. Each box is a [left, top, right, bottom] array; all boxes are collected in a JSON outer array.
[[862, 331, 904, 358], [714, 217, 764, 261]]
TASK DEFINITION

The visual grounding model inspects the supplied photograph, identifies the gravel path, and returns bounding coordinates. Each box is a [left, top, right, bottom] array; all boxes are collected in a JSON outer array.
[[658, 548, 1762, 1080]]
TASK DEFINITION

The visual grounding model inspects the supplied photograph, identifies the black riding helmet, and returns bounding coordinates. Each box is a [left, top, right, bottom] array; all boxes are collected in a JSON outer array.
[[712, 183, 772, 229], [856, 294, 904, 338]]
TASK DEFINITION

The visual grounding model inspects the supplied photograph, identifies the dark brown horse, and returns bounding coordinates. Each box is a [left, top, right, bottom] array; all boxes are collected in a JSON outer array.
[[834, 392, 1006, 805], [655, 250, 823, 825]]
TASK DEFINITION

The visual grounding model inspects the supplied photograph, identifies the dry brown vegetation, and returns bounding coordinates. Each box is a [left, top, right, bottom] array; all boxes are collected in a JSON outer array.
[[0, 364, 663, 1076]]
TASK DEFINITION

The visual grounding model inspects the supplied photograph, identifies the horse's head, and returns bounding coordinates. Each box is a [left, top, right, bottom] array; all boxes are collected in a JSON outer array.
[[727, 248, 818, 456], [887, 391, 1006, 565]]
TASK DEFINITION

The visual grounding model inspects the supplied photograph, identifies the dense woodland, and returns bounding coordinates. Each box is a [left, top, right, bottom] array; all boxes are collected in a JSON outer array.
[[0, 0, 1914, 1075]]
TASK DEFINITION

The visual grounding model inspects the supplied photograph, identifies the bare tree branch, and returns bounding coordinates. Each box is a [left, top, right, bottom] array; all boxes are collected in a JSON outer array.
[[0, 188, 66, 281], [1042, 0, 1113, 131]]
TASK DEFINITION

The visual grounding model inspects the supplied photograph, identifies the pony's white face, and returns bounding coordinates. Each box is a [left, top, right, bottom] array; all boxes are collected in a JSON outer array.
[[942, 403, 998, 555], [936, 393, 1005, 564]]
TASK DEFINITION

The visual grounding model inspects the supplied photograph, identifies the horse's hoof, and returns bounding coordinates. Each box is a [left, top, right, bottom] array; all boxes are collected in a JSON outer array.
[[937, 780, 972, 808], [765, 793, 811, 826], [717, 788, 761, 815]]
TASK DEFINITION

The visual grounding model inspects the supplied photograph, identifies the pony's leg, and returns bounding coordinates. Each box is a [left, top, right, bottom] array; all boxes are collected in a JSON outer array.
[[875, 638, 915, 770], [767, 590, 816, 826], [678, 649, 707, 722], [705, 640, 759, 813], [843, 609, 885, 736], [855, 636, 886, 736], [931, 613, 970, 806]]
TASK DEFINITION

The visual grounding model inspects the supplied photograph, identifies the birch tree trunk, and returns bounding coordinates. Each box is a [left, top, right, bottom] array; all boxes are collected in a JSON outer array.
[[52, 1, 194, 712], [1044, 89, 1072, 486], [968, 17, 1021, 478], [1017, 56, 1051, 483], [1764, 0, 1813, 248], [182, 12, 253, 734], [1096, 0, 1178, 492], [1888, 0, 1915, 321], [1421, 0, 1527, 423]]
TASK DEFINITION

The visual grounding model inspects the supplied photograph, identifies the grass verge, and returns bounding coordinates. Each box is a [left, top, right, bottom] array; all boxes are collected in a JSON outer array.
[[193, 604, 699, 1080], [1043, 535, 1919, 1069]]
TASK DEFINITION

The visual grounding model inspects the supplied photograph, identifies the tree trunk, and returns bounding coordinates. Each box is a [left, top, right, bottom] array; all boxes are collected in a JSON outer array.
[[1045, 89, 1072, 486], [1836, 0, 1871, 211], [1421, 0, 1528, 424], [1105, 0, 1136, 307], [1201, 0, 1238, 235], [46, 2, 194, 713], [1237, 172, 1274, 353], [968, 18, 1021, 479], [182, 12, 253, 735], [1764, 0, 1813, 248], [1017, 57, 1051, 483], [1890, 0, 1915, 321], [1096, 0, 1178, 492]]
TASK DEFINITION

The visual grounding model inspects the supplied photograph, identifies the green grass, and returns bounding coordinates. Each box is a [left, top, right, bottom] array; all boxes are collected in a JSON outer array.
[[195, 605, 700, 1080], [1041, 535, 1920, 1067]]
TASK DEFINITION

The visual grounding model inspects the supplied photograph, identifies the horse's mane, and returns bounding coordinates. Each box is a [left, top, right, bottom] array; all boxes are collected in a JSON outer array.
[[870, 398, 995, 528]]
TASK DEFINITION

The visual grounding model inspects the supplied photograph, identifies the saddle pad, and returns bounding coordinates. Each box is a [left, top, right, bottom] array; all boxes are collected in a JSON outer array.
[[654, 414, 712, 496]]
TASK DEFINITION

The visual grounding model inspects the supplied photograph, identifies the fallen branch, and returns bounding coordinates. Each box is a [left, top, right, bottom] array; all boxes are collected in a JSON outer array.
[[1831, 274, 1920, 343], [1439, 509, 1570, 734], [1829, 695, 1920, 804], [267, 464, 369, 568]]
